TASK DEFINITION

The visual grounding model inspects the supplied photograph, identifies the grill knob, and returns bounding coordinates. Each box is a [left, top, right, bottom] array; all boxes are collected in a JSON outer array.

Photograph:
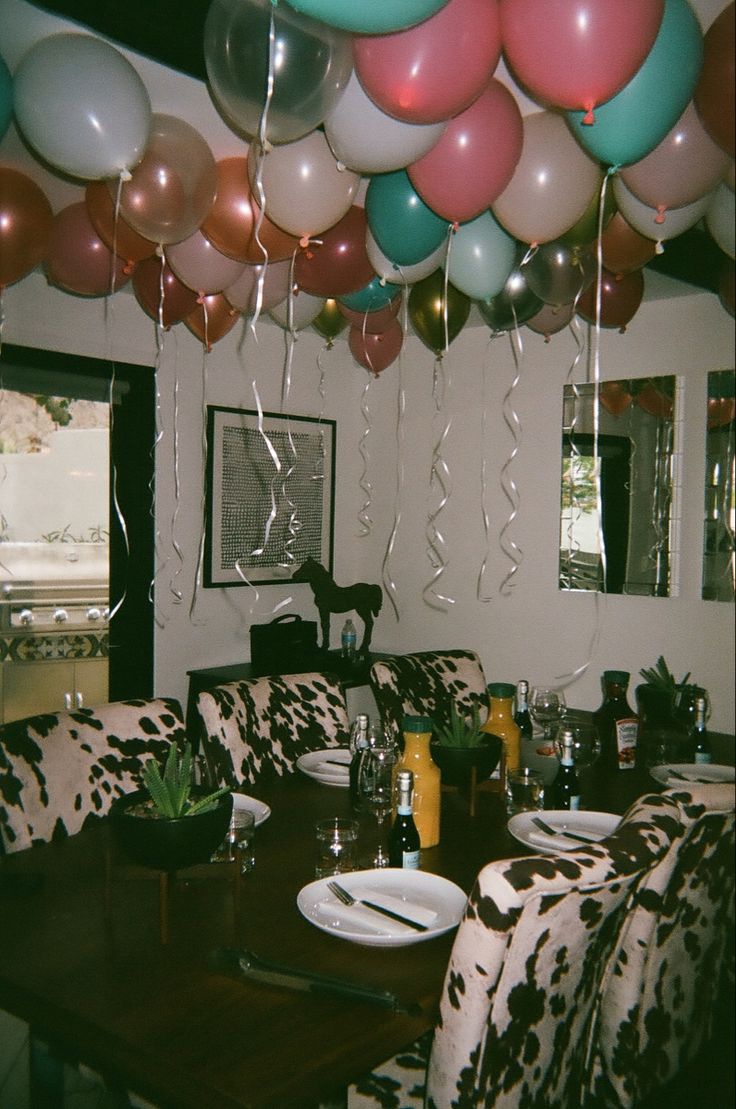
[[19, 608, 34, 626], [53, 608, 69, 624], [87, 607, 102, 622]]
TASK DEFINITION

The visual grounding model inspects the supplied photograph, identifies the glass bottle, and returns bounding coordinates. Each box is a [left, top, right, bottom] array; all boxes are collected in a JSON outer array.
[[549, 726, 581, 811], [348, 712, 370, 812], [482, 683, 521, 775], [593, 671, 639, 771], [388, 770, 421, 869], [514, 679, 533, 740], [341, 619, 357, 660], [692, 697, 712, 764], [395, 715, 441, 848]]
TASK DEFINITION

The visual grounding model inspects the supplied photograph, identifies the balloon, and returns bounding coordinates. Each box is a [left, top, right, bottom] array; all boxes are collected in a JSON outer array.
[[708, 394, 735, 426], [576, 268, 644, 330], [250, 130, 360, 239], [599, 380, 634, 416], [200, 157, 301, 264], [185, 294, 241, 349], [349, 320, 404, 374], [365, 230, 447, 286], [204, 0, 352, 145], [600, 212, 658, 274], [408, 80, 523, 223], [353, 0, 502, 125], [269, 290, 326, 330], [224, 259, 293, 313], [166, 231, 245, 295], [133, 256, 199, 327], [294, 206, 375, 296], [444, 211, 516, 301], [620, 101, 730, 214], [338, 293, 402, 332], [338, 276, 398, 313], [695, 2, 735, 157], [13, 33, 150, 180], [476, 259, 543, 332], [557, 177, 616, 247], [408, 269, 471, 355], [45, 202, 131, 297], [567, 0, 703, 167], [283, 0, 450, 34], [85, 182, 156, 268], [0, 54, 12, 143], [634, 379, 674, 418], [324, 69, 446, 174], [365, 170, 448, 268], [312, 298, 349, 343], [111, 114, 217, 245], [612, 175, 712, 241], [523, 242, 596, 306], [0, 168, 53, 289], [491, 112, 601, 245], [526, 301, 574, 340], [499, 0, 664, 119], [706, 182, 735, 260]]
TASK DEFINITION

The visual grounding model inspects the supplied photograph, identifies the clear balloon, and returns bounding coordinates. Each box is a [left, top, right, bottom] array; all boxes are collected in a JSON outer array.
[[408, 269, 471, 355], [185, 294, 241, 349], [294, 206, 376, 296], [353, 0, 502, 125], [365, 230, 447, 286], [526, 301, 574, 339], [338, 293, 402, 332], [349, 319, 404, 374], [576, 267, 644, 330], [491, 112, 601, 245], [166, 231, 245, 295], [284, 0, 450, 34], [201, 157, 301, 264], [694, 2, 735, 158], [523, 242, 596, 306], [133, 256, 199, 327], [476, 259, 543, 332], [85, 182, 156, 268], [365, 169, 448, 268], [45, 202, 131, 297], [600, 212, 658, 274], [224, 260, 293, 313], [312, 298, 349, 343], [0, 168, 53, 289], [204, 0, 352, 145], [13, 33, 151, 180], [444, 211, 516, 301], [499, 0, 664, 118], [110, 114, 217, 245], [408, 80, 523, 223], [0, 54, 12, 143], [269, 290, 326, 330], [250, 130, 360, 239], [324, 69, 446, 174], [706, 182, 735, 260], [613, 175, 712, 241]]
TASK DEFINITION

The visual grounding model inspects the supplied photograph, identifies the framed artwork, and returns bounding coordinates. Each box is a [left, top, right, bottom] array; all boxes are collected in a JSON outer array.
[[204, 406, 336, 587]]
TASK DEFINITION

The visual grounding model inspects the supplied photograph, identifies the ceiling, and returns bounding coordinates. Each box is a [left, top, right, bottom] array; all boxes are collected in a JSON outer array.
[[0, 0, 733, 305]]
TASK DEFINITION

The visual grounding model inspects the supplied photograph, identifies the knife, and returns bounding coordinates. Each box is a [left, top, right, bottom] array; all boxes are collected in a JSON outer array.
[[209, 947, 421, 1016]]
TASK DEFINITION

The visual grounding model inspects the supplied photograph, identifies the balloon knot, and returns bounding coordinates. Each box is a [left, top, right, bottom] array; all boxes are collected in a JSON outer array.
[[299, 236, 310, 249], [655, 240, 664, 255], [119, 168, 132, 183], [582, 104, 595, 125], [614, 273, 623, 283], [155, 244, 165, 258], [544, 335, 551, 344], [196, 294, 205, 304], [305, 250, 314, 260], [451, 222, 459, 233], [618, 325, 627, 334], [379, 277, 386, 286], [122, 262, 134, 276], [655, 205, 666, 225], [336, 161, 346, 173]]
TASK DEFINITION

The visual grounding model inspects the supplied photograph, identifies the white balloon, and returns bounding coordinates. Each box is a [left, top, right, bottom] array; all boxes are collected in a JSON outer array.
[[324, 70, 446, 174], [444, 211, 516, 301], [13, 33, 151, 180], [706, 183, 735, 260], [269, 290, 326, 330], [612, 176, 711, 243], [366, 228, 446, 285]]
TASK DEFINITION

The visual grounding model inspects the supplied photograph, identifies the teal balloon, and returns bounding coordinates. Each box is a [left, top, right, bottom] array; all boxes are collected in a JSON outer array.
[[283, 0, 449, 33], [338, 276, 397, 313], [444, 211, 516, 301], [366, 170, 448, 268], [0, 55, 12, 142], [567, 0, 703, 168]]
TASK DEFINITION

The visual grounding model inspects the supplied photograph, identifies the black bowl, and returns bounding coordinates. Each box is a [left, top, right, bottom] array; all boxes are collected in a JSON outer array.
[[430, 734, 503, 788], [109, 789, 233, 871]]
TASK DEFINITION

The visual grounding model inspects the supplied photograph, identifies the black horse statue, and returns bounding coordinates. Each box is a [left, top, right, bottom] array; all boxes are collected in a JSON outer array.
[[292, 558, 382, 654]]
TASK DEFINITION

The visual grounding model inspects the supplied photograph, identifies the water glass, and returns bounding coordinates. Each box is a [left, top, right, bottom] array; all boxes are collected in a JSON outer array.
[[505, 767, 545, 815], [315, 817, 359, 878], [212, 807, 256, 873]]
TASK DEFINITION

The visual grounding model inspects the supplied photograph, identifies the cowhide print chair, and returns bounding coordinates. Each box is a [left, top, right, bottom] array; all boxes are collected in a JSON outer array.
[[0, 697, 185, 855], [369, 651, 488, 743], [348, 791, 682, 1109], [592, 781, 735, 1108], [195, 671, 350, 788]]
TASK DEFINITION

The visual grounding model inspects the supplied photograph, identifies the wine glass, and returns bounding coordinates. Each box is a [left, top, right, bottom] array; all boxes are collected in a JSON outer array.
[[554, 721, 601, 769], [366, 739, 396, 828], [529, 686, 567, 744]]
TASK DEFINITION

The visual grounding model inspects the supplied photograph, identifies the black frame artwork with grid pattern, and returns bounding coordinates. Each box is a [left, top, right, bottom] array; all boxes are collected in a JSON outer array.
[[204, 406, 335, 587]]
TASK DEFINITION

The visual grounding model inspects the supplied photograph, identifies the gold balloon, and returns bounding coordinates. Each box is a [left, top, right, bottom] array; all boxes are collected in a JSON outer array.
[[311, 298, 349, 344], [408, 268, 470, 356]]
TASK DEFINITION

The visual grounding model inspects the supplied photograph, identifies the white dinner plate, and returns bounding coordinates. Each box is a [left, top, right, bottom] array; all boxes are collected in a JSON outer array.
[[508, 810, 620, 854], [649, 763, 735, 787], [232, 792, 271, 827], [297, 868, 467, 947], [296, 748, 351, 788]]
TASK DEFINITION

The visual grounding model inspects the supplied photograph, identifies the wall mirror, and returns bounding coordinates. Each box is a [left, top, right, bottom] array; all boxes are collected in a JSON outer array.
[[560, 376, 677, 596], [702, 368, 735, 602]]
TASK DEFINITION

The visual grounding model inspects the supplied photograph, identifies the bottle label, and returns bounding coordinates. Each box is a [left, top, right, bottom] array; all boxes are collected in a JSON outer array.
[[401, 850, 420, 869], [569, 795, 581, 811], [694, 752, 712, 764], [614, 719, 638, 770]]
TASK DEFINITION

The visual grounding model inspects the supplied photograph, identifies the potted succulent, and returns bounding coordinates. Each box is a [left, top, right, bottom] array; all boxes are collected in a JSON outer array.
[[109, 743, 233, 871], [429, 703, 502, 788]]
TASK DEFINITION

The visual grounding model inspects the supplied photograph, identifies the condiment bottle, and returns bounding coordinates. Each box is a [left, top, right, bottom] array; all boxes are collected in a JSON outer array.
[[388, 770, 421, 869], [691, 697, 712, 764], [593, 670, 639, 771], [550, 726, 581, 811], [514, 679, 533, 739], [395, 715, 440, 848], [482, 683, 521, 775]]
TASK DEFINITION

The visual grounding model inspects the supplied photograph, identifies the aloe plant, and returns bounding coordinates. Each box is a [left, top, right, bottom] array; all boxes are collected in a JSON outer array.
[[433, 703, 487, 748], [141, 743, 229, 819], [639, 656, 692, 692]]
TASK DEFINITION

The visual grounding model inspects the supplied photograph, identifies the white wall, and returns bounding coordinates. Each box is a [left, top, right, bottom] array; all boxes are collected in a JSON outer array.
[[3, 272, 734, 731]]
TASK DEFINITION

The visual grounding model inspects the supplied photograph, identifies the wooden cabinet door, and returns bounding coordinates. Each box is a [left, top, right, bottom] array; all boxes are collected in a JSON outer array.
[[73, 658, 109, 709], [2, 660, 75, 723]]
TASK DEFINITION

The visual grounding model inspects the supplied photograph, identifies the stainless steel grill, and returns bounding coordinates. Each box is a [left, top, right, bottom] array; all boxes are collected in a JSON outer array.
[[0, 543, 109, 635]]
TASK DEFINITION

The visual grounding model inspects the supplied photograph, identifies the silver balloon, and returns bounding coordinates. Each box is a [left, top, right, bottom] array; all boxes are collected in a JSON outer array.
[[205, 0, 353, 145], [523, 241, 596, 307]]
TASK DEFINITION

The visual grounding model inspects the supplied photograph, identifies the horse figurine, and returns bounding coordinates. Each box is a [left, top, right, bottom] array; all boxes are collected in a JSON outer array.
[[292, 558, 382, 655]]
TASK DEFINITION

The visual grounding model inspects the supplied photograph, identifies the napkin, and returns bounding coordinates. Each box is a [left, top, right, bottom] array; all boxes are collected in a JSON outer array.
[[525, 828, 602, 851], [314, 759, 349, 777], [316, 889, 438, 935]]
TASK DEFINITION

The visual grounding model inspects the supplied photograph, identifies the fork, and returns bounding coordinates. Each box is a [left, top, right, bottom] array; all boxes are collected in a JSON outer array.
[[327, 881, 429, 932], [531, 816, 598, 844]]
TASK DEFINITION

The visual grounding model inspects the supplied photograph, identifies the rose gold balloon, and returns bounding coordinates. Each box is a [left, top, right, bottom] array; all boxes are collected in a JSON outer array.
[[200, 157, 301, 264], [600, 212, 657, 276], [85, 181, 156, 267], [635, 380, 674, 419], [45, 202, 130, 296], [695, 2, 735, 158], [0, 168, 53, 288], [224, 259, 292, 313], [133, 255, 199, 328], [338, 293, 402, 332], [599, 380, 634, 416], [185, 293, 241, 350], [348, 319, 403, 375]]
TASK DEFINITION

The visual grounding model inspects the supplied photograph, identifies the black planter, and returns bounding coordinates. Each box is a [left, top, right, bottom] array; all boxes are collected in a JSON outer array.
[[109, 789, 233, 871], [430, 735, 502, 788]]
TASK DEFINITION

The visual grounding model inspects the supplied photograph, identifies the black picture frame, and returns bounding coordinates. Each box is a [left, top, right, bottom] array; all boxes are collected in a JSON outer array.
[[204, 406, 335, 587]]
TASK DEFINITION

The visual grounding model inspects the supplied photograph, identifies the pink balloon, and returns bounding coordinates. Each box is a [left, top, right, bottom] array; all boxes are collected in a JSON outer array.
[[45, 202, 131, 296], [166, 230, 245, 295], [499, 0, 665, 119], [620, 100, 731, 215], [338, 293, 402, 332], [348, 319, 404, 374], [525, 301, 573, 340], [224, 259, 293, 313], [185, 293, 241, 349], [408, 80, 522, 222], [353, 0, 502, 125], [294, 206, 376, 296], [133, 256, 199, 327]]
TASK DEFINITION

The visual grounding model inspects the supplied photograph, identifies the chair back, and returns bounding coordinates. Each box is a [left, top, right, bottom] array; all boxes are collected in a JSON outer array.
[[426, 792, 682, 1109], [369, 650, 487, 741], [0, 698, 185, 854], [196, 671, 350, 788], [594, 781, 736, 1107]]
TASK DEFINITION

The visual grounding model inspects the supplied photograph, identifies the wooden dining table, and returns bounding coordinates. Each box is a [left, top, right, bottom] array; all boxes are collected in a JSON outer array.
[[0, 757, 705, 1109]]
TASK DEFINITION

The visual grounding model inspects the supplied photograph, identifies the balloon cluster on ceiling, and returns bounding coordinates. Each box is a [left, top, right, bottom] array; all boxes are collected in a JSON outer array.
[[0, 0, 733, 373]]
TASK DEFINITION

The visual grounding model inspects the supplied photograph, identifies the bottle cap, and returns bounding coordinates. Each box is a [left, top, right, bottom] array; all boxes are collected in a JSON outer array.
[[603, 670, 629, 684], [403, 714, 434, 733], [397, 769, 414, 789], [487, 682, 516, 698]]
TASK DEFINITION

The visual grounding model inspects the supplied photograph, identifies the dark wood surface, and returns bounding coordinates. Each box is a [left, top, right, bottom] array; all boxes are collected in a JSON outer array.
[[0, 763, 713, 1109]]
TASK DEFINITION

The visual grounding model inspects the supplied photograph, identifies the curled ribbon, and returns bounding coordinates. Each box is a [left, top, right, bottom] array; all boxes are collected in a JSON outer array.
[[498, 323, 524, 596], [357, 378, 373, 535], [423, 355, 455, 610]]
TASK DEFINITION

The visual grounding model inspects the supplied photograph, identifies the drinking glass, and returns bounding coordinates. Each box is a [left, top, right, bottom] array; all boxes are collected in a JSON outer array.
[[314, 818, 359, 878], [554, 721, 601, 769], [505, 767, 545, 815], [529, 686, 567, 743], [367, 741, 396, 828]]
